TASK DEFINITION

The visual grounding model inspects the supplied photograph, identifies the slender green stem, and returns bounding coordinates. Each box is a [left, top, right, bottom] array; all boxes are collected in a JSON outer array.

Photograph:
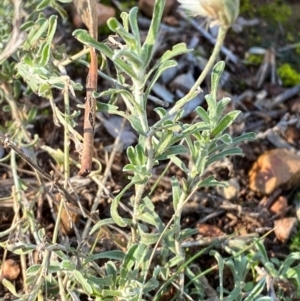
[[52, 79, 71, 244], [51, 79, 71, 301], [147, 26, 228, 137], [58, 48, 90, 67], [174, 189, 189, 296], [131, 78, 155, 242], [139, 184, 199, 300]]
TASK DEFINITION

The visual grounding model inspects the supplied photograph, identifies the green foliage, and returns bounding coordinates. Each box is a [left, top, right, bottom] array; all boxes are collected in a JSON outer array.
[[277, 63, 300, 87], [245, 53, 264, 65], [240, 0, 292, 24], [2, 0, 298, 300]]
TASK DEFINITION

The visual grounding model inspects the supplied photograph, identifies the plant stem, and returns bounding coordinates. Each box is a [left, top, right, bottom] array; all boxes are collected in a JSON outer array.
[[52, 78, 71, 245], [131, 78, 154, 242], [147, 26, 228, 137], [174, 190, 189, 296]]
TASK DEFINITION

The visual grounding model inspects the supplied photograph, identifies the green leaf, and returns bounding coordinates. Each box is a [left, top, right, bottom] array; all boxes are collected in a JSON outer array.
[[129, 7, 140, 48], [141, 0, 166, 67], [73, 29, 137, 79], [158, 43, 190, 64], [20, 20, 35, 31], [87, 274, 114, 288], [46, 15, 58, 43], [137, 211, 159, 227], [27, 107, 38, 123], [60, 260, 76, 270], [206, 94, 217, 125], [127, 115, 145, 135], [136, 143, 146, 165], [38, 83, 52, 98], [38, 42, 51, 66], [232, 132, 256, 144], [209, 132, 255, 154], [111, 183, 133, 227], [113, 49, 143, 68], [181, 122, 210, 136], [170, 156, 189, 174], [105, 261, 117, 282], [154, 107, 167, 119], [210, 250, 225, 299], [37, 0, 51, 11], [2, 279, 21, 298], [127, 146, 137, 165], [145, 60, 177, 98], [23, 18, 49, 50], [167, 255, 184, 268], [211, 110, 240, 137], [26, 264, 41, 275], [155, 130, 173, 157], [279, 252, 300, 275], [206, 147, 243, 165], [194, 147, 208, 176], [123, 164, 136, 173], [156, 145, 188, 161], [218, 133, 232, 145], [195, 106, 210, 124], [216, 97, 231, 118], [85, 251, 125, 264], [120, 11, 129, 31], [107, 18, 137, 50], [90, 218, 131, 234], [73, 270, 93, 295], [143, 277, 160, 294], [139, 226, 161, 245], [244, 277, 267, 301], [179, 228, 198, 240], [130, 173, 150, 185], [120, 244, 140, 279], [255, 239, 269, 262], [96, 102, 123, 115], [211, 61, 225, 100], [197, 175, 225, 188], [139, 197, 164, 231], [171, 177, 181, 210]]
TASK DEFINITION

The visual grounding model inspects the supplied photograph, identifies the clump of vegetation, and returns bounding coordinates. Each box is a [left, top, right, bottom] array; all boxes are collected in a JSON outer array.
[[277, 63, 300, 87], [244, 53, 264, 65], [241, 0, 292, 24], [1, 0, 300, 300]]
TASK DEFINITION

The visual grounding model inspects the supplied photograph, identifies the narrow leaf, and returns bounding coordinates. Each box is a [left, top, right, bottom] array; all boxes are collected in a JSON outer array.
[[211, 110, 240, 137]]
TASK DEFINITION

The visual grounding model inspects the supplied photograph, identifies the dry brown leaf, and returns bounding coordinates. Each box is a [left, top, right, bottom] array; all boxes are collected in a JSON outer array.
[[249, 148, 300, 194], [54, 195, 80, 235], [285, 125, 300, 146], [216, 178, 240, 200], [197, 224, 226, 237], [269, 196, 288, 218], [96, 3, 116, 27], [274, 217, 297, 243], [72, 2, 114, 28], [0, 259, 20, 281], [138, 0, 175, 18]]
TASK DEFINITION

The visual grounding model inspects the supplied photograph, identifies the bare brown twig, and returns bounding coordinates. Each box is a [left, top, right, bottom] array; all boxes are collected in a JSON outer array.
[[73, 0, 99, 177]]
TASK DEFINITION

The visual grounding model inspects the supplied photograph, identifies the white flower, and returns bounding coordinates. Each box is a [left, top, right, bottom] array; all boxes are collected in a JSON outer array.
[[177, 0, 240, 27]]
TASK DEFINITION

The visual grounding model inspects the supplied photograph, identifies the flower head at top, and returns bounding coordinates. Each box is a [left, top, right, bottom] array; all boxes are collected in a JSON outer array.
[[177, 0, 240, 27]]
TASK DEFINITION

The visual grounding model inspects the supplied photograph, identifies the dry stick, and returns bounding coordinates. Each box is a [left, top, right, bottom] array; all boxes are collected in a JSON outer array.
[[0, 133, 99, 223], [74, 0, 99, 177]]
